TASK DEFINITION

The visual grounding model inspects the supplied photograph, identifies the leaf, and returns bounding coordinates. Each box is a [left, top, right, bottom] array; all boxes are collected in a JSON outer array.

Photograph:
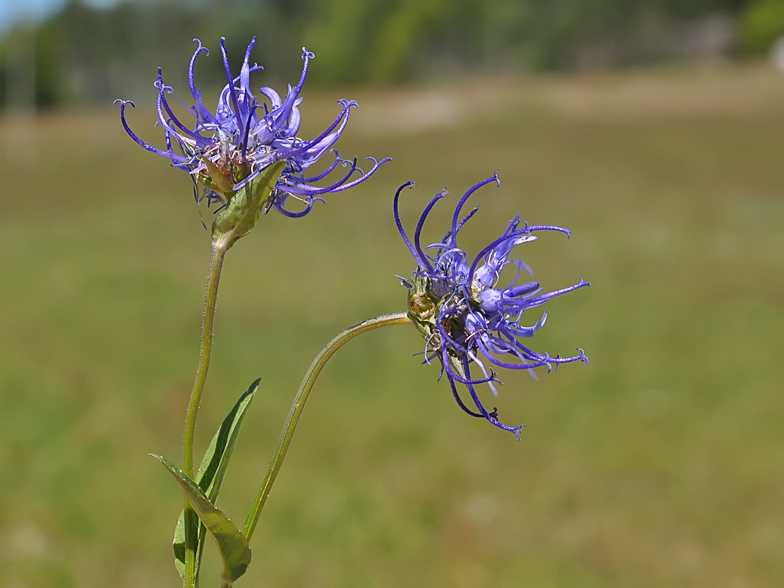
[[198, 378, 260, 500], [154, 454, 252, 586], [173, 379, 259, 579], [212, 160, 286, 250]]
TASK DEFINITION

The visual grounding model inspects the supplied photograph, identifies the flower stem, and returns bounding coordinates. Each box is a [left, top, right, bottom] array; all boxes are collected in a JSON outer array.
[[183, 243, 227, 588], [243, 312, 412, 540]]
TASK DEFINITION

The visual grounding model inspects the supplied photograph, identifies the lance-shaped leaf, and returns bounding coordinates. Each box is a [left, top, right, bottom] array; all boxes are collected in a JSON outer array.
[[154, 455, 252, 586], [212, 160, 286, 250], [173, 379, 259, 579]]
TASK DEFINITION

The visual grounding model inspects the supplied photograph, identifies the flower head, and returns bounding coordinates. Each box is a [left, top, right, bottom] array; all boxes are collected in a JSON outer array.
[[115, 37, 389, 247], [395, 173, 589, 438]]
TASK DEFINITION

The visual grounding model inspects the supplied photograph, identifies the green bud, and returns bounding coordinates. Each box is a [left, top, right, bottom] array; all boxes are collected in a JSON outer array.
[[211, 160, 286, 251], [406, 273, 466, 379], [407, 276, 437, 337]]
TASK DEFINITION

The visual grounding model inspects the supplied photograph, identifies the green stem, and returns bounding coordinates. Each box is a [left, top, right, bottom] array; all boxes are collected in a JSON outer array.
[[243, 312, 412, 540], [183, 243, 227, 588]]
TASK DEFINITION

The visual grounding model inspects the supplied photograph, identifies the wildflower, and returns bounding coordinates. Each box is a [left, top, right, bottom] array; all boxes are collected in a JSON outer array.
[[395, 173, 589, 438], [115, 37, 389, 247]]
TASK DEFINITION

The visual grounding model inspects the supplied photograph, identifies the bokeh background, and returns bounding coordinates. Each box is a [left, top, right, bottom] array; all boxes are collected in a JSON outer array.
[[1, 1, 784, 587]]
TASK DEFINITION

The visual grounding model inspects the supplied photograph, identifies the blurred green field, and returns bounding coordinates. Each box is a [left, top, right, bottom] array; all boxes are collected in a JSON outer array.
[[1, 61, 784, 588]]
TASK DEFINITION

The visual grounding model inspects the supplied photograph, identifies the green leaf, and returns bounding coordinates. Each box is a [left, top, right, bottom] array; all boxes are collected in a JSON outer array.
[[212, 160, 286, 250], [154, 455, 252, 586], [173, 379, 259, 579]]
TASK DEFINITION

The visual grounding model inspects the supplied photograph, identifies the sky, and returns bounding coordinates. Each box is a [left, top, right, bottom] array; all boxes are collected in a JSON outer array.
[[0, 0, 122, 36]]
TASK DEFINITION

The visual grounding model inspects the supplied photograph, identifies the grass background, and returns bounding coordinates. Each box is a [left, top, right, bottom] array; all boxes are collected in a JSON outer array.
[[1, 62, 783, 587]]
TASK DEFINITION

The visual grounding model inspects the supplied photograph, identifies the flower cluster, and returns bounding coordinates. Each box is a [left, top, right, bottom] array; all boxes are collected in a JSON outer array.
[[115, 37, 389, 220], [395, 174, 589, 437]]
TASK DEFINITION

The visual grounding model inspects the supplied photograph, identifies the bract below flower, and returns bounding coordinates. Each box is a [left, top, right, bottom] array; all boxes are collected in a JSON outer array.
[[395, 173, 589, 438], [115, 37, 389, 243]]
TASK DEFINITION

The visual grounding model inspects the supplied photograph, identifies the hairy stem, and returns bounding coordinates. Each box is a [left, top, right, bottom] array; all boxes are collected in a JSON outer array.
[[243, 313, 412, 540], [183, 243, 227, 588]]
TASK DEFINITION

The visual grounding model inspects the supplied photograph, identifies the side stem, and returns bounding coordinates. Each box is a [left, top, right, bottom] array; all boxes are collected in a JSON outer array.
[[243, 312, 412, 540], [183, 243, 227, 588]]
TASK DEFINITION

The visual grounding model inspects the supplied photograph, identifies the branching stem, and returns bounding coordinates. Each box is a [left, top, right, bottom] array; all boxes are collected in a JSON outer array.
[[243, 313, 412, 540]]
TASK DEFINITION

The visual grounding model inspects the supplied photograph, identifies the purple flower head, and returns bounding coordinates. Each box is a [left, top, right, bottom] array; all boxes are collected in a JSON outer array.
[[115, 38, 389, 231], [395, 173, 590, 438]]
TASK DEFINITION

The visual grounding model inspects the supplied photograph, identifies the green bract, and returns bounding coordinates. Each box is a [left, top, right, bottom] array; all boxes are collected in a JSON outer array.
[[211, 160, 286, 251]]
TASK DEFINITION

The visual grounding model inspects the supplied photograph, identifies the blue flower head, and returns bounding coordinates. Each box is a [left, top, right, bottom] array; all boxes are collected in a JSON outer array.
[[395, 173, 590, 438], [115, 38, 389, 248]]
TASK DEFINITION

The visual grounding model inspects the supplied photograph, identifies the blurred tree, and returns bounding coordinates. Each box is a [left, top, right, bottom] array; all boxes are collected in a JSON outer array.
[[0, 0, 754, 110], [369, 0, 453, 82], [739, 0, 784, 54], [1, 28, 36, 114], [34, 22, 64, 108]]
